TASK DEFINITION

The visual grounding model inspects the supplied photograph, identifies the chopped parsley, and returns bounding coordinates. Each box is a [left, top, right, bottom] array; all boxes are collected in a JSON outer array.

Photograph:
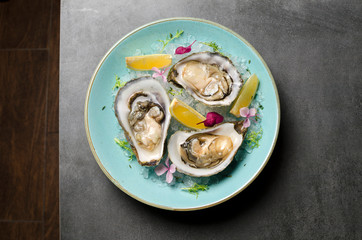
[[245, 128, 263, 149], [114, 138, 135, 161], [112, 74, 126, 90], [167, 87, 183, 96], [182, 183, 209, 198], [158, 30, 184, 53], [248, 60, 251, 64], [102, 106, 106, 110]]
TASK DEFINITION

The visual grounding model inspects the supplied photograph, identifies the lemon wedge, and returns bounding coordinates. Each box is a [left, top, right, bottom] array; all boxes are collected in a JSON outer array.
[[169, 98, 207, 130], [125, 54, 172, 71], [230, 74, 259, 117]]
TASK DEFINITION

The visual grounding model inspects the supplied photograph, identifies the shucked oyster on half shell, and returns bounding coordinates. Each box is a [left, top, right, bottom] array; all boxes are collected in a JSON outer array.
[[167, 121, 247, 177], [168, 52, 243, 106], [114, 77, 171, 166]]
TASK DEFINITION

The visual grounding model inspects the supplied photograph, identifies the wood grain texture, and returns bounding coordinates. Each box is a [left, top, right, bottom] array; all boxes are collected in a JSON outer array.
[[0, 50, 47, 220], [43, 0, 60, 237], [0, 0, 60, 238], [46, 0, 60, 133], [44, 133, 59, 240], [0, 0, 51, 48], [0, 222, 42, 240]]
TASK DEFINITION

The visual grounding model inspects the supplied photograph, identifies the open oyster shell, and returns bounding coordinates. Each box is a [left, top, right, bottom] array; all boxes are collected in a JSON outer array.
[[168, 51, 243, 106], [114, 77, 171, 166], [168, 121, 247, 177]]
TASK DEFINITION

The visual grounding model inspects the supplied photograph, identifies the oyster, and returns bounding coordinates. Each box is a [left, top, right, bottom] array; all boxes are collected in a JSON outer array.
[[168, 121, 247, 177], [114, 77, 171, 166], [168, 52, 243, 106]]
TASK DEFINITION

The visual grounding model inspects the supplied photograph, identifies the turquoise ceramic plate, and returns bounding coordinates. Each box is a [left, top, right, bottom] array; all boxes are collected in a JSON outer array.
[[85, 18, 280, 211]]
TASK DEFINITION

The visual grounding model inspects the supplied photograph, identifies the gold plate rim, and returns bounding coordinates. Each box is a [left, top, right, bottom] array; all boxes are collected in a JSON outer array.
[[84, 17, 281, 211]]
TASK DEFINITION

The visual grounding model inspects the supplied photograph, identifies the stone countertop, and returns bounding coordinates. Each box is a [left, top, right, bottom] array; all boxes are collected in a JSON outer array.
[[60, 1, 362, 239]]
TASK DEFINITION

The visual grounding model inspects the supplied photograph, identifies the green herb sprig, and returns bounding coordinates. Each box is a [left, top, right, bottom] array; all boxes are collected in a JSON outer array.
[[200, 41, 224, 55], [112, 74, 126, 90], [245, 128, 263, 149], [182, 183, 209, 198], [114, 138, 135, 161], [158, 30, 184, 53], [167, 87, 183, 96]]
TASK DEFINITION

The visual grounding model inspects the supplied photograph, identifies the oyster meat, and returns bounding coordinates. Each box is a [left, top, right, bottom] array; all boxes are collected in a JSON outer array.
[[114, 77, 171, 166], [180, 134, 233, 169], [168, 52, 243, 106], [168, 121, 247, 177]]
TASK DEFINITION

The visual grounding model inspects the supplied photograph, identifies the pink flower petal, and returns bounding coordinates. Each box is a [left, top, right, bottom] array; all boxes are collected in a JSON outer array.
[[151, 67, 161, 73], [166, 170, 173, 183], [249, 108, 257, 117], [154, 164, 168, 176], [161, 75, 167, 82], [239, 107, 250, 117], [243, 118, 251, 128], [165, 157, 170, 167], [152, 67, 168, 82], [169, 164, 176, 173]]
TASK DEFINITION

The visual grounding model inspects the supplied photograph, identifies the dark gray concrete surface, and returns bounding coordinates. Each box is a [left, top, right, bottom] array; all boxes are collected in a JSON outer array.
[[60, 0, 362, 239]]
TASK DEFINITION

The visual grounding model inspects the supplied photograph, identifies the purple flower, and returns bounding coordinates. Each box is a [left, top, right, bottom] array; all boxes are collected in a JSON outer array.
[[175, 40, 196, 55], [197, 112, 224, 127], [239, 107, 257, 128], [152, 67, 169, 82], [154, 157, 176, 183]]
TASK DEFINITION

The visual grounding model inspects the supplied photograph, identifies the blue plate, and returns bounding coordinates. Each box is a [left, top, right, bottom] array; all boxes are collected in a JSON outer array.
[[85, 18, 280, 210]]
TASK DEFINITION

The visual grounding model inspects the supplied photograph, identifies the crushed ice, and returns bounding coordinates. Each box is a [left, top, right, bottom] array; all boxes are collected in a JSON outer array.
[[112, 33, 264, 191]]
